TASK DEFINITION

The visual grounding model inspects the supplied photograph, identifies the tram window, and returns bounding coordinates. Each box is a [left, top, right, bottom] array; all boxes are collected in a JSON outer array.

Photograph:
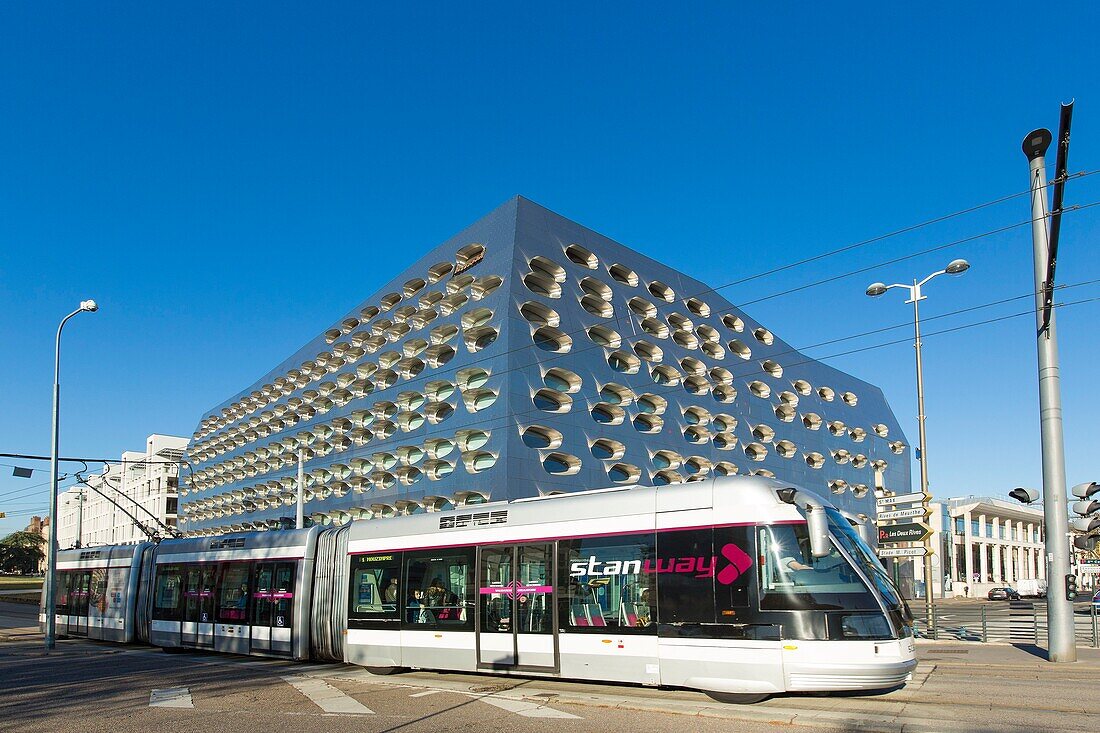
[[89, 569, 107, 615], [152, 564, 184, 621], [516, 545, 552, 634], [560, 533, 656, 631], [404, 549, 473, 628], [656, 530, 716, 624], [55, 572, 71, 614], [348, 553, 401, 623], [272, 562, 295, 629], [217, 562, 251, 623], [757, 524, 879, 611], [251, 563, 274, 627]]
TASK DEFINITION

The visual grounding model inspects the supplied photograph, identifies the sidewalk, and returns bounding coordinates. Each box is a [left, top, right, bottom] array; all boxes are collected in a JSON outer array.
[[917, 637, 1100, 670]]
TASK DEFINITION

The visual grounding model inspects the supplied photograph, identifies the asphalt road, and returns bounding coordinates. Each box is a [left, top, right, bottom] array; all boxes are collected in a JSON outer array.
[[2, 601, 1099, 733]]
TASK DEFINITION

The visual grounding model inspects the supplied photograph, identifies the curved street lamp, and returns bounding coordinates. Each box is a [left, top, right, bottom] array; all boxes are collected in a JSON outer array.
[[44, 300, 98, 651]]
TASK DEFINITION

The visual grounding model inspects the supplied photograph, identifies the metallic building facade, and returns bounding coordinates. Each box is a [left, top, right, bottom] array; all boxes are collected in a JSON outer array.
[[181, 197, 910, 534]]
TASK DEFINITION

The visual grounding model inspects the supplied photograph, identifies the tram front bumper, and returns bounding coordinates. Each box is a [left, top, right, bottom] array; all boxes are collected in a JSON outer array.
[[782, 638, 918, 692]]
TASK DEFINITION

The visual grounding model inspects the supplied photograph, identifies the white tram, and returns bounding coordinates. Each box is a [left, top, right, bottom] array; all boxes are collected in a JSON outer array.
[[45, 477, 916, 703]]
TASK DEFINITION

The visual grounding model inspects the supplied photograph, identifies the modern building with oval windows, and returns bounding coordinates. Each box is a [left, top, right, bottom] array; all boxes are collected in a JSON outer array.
[[180, 197, 911, 536]]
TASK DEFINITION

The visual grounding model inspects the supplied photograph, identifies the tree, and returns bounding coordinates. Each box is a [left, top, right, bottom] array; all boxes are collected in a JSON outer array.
[[0, 531, 46, 575]]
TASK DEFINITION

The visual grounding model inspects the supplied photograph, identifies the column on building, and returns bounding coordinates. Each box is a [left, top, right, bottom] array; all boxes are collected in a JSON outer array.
[[996, 518, 1005, 582], [963, 510, 974, 587], [978, 515, 989, 581]]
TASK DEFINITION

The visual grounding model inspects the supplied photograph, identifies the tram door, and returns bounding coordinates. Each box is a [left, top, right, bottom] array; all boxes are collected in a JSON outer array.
[[182, 565, 217, 648], [67, 571, 91, 637], [476, 544, 556, 670], [250, 561, 295, 655]]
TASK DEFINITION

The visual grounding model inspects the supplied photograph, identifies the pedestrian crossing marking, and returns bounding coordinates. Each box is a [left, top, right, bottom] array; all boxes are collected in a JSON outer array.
[[283, 674, 374, 715], [149, 687, 194, 708]]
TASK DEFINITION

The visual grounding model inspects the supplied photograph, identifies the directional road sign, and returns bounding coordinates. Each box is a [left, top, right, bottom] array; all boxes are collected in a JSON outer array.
[[875, 491, 932, 507], [877, 546, 929, 558], [876, 506, 932, 522], [878, 522, 932, 544]]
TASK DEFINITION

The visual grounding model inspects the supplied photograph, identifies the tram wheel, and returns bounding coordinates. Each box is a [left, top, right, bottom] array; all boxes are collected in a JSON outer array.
[[365, 666, 404, 675], [705, 691, 771, 705]]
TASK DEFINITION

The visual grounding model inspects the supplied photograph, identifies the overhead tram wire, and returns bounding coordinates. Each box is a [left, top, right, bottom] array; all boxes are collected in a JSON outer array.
[[697, 169, 1097, 296], [191, 194, 1100, 443], [0, 473, 77, 504], [72, 471, 181, 541], [0, 455, 187, 504], [737, 200, 1100, 308], [722, 279, 1100, 368], [180, 294, 1100, 509]]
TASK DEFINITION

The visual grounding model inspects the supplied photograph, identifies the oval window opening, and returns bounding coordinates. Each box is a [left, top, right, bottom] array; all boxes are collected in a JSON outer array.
[[521, 425, 563, 450], [544, 367, 582, 393], [565, 244, 598, 269], [608, 463, 640, 484], [533, 388, 571, 413], [533, 326, 572, 353], [591, 438, 626, 460], [609, 263, 639, 287], [519, 301, 558, 325], [543, 452, 581, 475]]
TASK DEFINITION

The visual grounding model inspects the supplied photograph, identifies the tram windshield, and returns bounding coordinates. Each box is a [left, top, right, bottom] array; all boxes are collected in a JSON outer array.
[[825, 508, 905, 611], [758, 523, 879, 611]]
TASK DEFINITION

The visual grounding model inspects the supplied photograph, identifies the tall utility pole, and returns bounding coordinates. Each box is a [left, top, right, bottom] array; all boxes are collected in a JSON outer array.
[[45, 300, 98, 652], [1022, 125, 1076, 662]]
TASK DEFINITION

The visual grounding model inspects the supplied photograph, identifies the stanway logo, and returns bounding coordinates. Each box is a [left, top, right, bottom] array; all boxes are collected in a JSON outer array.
[[568, 543, 753, 586]]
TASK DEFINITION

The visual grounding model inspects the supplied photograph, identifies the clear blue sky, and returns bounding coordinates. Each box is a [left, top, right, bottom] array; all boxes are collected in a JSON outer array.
[[2, 3, 1099, 535]]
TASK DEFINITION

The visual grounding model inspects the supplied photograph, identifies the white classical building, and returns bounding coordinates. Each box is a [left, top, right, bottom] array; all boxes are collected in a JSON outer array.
[[56, 434, 187, 548], [913, 496, 1046, 599]]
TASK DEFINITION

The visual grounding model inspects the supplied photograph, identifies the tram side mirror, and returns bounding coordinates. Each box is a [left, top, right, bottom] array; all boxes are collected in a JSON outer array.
[[776, 487, 832, 558], [853, 517, 873, 547], [806, 505, 831, 558]]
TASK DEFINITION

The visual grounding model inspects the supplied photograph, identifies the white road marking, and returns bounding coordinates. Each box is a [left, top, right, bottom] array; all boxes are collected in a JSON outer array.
[[477, 694, 580, 719], [149, 687, 194, 708], [283, 674, 374, 715], [409, 690, 441, 698]]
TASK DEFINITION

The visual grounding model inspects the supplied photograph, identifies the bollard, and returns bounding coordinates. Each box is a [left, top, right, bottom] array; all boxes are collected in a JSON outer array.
[[1092, 604, 1097, 648], [981, 605, 988, 643]]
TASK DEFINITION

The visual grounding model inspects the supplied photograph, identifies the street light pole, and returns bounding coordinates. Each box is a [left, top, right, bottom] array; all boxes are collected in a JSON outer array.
[[1022, 128, 1076, 663], [866, 261, 969, 639], [44, 300, 98, 652], [909, 285, 933, 632]]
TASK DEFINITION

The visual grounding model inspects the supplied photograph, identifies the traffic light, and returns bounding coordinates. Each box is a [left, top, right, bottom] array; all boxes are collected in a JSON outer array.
[[1073, 482, 1100, 500], [1071, 482, 1100, 534], [1064, 574, 1078, 601], [1009, 487, 1040, 504]]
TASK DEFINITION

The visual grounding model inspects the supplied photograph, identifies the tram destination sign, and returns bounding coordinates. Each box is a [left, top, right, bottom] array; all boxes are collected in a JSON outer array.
[[878, 522, 931, 544], [876, 506, 932, 522], [875, 491, 932, 507], [877, 546, 929, 558]]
